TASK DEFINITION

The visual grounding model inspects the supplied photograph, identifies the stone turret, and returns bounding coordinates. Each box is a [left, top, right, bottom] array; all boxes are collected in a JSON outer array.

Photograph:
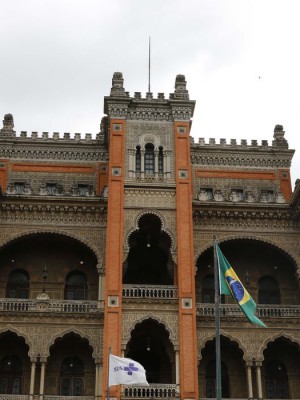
[[110, 72, 128, 97], [1, 113, 16, 138], [273, 124, 288, 148], [172, 74, 189, 100]]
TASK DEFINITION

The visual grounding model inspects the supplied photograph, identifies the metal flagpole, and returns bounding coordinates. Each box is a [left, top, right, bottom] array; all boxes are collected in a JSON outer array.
[[148, 36, 151, 93], [107, 347, 111, 400], [213, 235, 222, 400]]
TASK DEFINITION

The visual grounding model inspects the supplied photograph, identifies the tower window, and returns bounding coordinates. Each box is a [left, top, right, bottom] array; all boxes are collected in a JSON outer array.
[[145, 143, 154, 174], [6, 270, 29, 299], [158, 146, 164, 174], [136, 146, 141, 173], [14, 182, 25, 195], [46, 183, 57, 196]]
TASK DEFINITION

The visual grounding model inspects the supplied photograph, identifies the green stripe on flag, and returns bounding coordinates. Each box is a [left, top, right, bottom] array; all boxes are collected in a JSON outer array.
[[216, 242, 267, 328]]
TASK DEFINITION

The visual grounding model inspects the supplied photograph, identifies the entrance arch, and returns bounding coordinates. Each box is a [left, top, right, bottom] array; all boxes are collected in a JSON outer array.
[[262, 337, 300, 399], [123, 214, 174, 285], [125, 318, 175, 384], [196, 239, 299, 305], [199, 335, 247, 399]]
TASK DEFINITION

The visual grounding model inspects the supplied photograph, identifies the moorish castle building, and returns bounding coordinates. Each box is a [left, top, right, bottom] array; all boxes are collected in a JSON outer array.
[[0, 72, 299, 400]]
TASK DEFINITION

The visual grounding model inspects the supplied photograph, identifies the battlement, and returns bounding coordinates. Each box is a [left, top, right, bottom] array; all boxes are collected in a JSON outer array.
[[109, 72, 190, 101], [0, 114, 102, 142], [17, 131, 97, 141], [192, 125, 289, 149]]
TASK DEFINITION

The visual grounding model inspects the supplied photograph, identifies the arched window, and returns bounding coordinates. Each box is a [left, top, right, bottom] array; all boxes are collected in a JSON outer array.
[[258, 277, 280, 304], [64, 271, 87, 300], [6, 270, 29, 299], [205, 360, 229, 398], [265, 360, 289, 399], [0, 355, 22, 394], [158, 146, 164, 174], [60, 357, 84, 396], [202, 275, 214, 303], [136, 146, 141, 173], [144, 143, 154, 174]]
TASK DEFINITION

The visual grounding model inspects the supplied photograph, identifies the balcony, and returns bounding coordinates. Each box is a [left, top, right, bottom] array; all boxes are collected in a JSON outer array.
[[122, 383, 178, 398], [0, 397, 95, 400], [197, 303, 300, 318], [122, 285, 178, 300], [0, 298, 103, 314]]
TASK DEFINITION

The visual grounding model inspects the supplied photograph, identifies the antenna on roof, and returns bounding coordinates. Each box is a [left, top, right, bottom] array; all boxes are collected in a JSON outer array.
[[148, 36, 151, 93]]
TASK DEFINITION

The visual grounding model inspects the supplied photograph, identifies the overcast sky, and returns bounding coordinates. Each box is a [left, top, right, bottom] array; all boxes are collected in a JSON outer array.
[[1, 0, 299, 184]]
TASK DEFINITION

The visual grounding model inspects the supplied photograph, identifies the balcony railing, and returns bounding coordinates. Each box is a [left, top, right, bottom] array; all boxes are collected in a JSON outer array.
[[44, 397, 95, 400], [122, 384, 178, 398], [122, 285, 178, 300], [0, 298, 103, 313], [0, 396, 95, 400], [197, 303, 300, 318]]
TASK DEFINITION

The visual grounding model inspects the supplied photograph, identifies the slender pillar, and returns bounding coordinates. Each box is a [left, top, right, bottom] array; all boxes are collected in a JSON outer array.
[[154, 149, 159, 178], [128, 149, 135, 178], [246, 363, 253, 399], [256, 362, 263, 400], [95, 361, 102, 399], [39, 360, 46, 400], [29, 358, 36, 400], [175, 350, 180, 386], [141, 149, 145, 178], [97, 265, 105, 306]]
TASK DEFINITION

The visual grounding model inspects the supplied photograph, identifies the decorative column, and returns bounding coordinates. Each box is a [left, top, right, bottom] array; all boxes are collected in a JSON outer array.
[[246, 362, 253, 399], [141, 149, 145, 178], [29, 357, 37, 400], [39, 358, 47, 400], [154, 149, 159, 178], [95, 360, 102, 400], [129, 149, 134, 178], [97, 264, 105, 306], [255, 361, 263, 400], [175, 350, 180, 387]]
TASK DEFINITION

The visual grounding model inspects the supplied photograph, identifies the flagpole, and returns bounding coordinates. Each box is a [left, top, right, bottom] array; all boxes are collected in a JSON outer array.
[[107, 347, 111, 400], [213, 235, 222, 400]]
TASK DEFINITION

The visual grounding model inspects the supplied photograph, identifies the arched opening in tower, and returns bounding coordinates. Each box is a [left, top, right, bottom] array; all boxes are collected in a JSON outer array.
[[123, 214, 173, 285], [125, 318, 175, 384]]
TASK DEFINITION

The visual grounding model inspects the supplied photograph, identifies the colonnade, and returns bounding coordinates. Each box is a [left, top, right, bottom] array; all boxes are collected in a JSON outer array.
[[246, 361, 263, 400], [28, 357, 102, 399], [128, 148, 171, 179]]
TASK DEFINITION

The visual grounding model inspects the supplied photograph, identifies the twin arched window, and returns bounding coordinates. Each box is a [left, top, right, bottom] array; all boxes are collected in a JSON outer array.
[[64, 271, 87, 300], [0, 356, 22, 394], [258, 277, 280, 304], [60, 357, 84, 396], [6, 270, 29, 299], [135, 144, 164, 175], [265, 360, 289, 399]]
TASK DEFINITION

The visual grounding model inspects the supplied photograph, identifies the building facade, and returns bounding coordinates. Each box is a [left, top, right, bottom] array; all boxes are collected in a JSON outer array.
[[0, 72, 299, 400]]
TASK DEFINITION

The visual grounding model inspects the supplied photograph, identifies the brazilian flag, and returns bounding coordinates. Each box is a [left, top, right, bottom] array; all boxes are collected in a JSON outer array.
[[216, 242, 266, 327]]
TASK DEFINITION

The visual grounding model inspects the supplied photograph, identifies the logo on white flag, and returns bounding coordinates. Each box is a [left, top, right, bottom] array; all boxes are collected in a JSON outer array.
[[109, 354, 149, 387]]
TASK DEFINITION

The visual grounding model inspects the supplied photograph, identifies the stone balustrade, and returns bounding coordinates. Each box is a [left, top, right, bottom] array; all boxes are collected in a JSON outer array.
[[122, 383, 178, 398], [197, 303, 300, 318], [0, 298, 103, 313], [122, 285, 178, 299]]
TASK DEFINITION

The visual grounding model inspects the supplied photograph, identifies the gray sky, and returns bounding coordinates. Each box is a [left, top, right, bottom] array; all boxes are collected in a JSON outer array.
[[1, 0, 299, 184]]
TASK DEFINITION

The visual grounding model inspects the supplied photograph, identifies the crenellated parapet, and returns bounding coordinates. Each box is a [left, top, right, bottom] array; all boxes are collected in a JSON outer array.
[[104, 72, 195, 121], [0, 116, 109, 161], [191, 125, 294, 169]]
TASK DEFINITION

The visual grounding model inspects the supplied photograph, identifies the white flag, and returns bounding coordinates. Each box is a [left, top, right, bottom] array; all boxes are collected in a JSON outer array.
[[108, 354, 149, 387]]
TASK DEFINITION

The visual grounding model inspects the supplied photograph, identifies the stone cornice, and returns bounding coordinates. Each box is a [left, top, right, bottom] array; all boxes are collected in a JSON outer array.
[[0, 142, 108, 161], [191, 147, 294, 169], [192, 202, 299, 229], [0, 198, 107, 225]]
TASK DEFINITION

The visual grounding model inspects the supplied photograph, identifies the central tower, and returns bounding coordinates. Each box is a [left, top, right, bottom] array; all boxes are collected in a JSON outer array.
[[102, 73, 198, 400]]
